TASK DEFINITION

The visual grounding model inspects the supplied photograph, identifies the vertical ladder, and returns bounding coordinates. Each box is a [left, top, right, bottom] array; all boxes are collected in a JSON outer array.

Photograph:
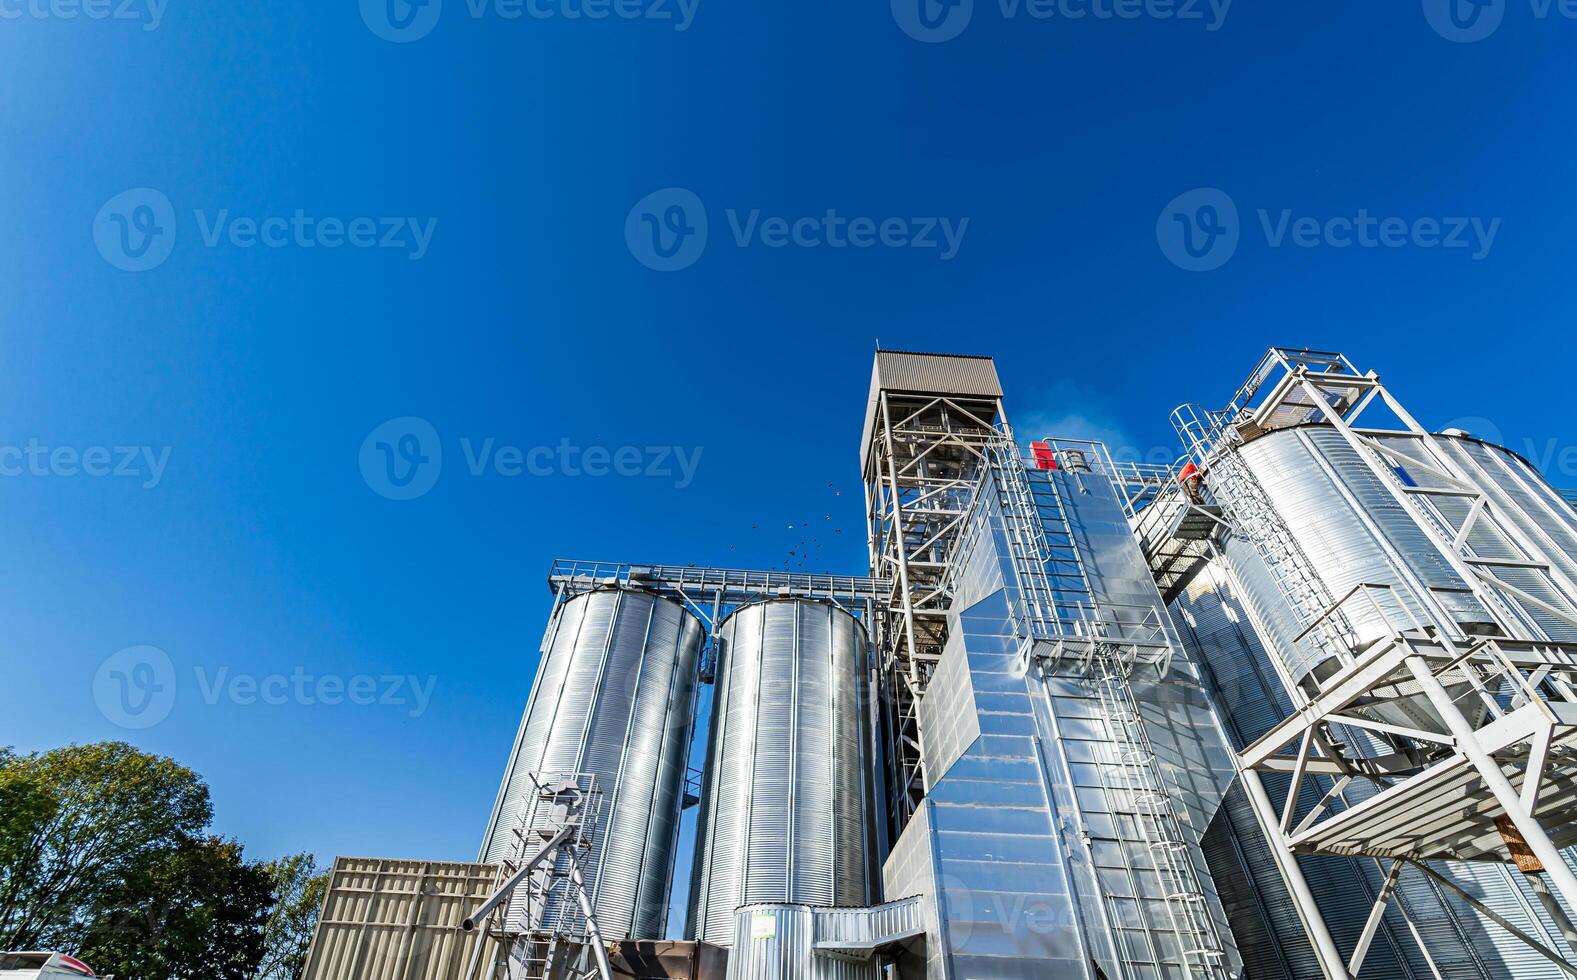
[[987, 432, 1105, 641], [987, 433, 1063, 636], [495, 774, 610, 980], [1091, 651, 1229, 979]]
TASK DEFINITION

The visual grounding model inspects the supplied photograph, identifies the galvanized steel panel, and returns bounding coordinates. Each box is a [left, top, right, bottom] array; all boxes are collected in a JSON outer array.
[[725, 905, 883, 980], [859, 351, 1002, 467], [479, 588, 703, 941], [1174, 562, 1577, 979], [1432, 435, 1577, 641], [1231, 427, 1491, 682], [301, 857, 500, 980], [689, 600, 874, 948]]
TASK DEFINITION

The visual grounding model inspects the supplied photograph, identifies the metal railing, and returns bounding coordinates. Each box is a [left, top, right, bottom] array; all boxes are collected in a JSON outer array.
[[546, 559, 887, 603], [1172, 402, 1360, 669], [1089, 652, 1231, 979], [960, 430, 1173, 671], [959, 428, 1226, 977]]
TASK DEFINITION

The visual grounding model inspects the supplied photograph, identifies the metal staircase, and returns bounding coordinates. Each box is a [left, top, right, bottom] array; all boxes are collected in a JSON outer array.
[[1129, 465, 1224, 604], [1172, 404, 1360, 668], [469, 773, 612, 980]]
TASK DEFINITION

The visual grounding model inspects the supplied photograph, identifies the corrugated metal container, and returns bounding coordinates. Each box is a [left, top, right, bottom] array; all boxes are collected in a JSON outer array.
[[1175, 563, 1577, 979], [1424, 434, 1577, 641], [1441, 436, 1577, 573], [1227, 426, 1494, 683], [480, 587, 704, 940], [301, 857, 501, 980], [725, 906, 883, 980], [689, 600, 874, 947]]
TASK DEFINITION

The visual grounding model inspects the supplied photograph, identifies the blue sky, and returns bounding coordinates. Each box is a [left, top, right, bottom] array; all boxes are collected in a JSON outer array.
[[3, 0, 1575, 939]]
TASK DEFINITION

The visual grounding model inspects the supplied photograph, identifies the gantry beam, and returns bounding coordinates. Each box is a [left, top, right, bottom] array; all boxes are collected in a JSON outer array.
[[861, 351, 1004, 834]]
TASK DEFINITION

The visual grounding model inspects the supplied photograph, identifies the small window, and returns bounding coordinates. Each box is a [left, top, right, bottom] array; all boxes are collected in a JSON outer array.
[[0, 953, 49, 969]]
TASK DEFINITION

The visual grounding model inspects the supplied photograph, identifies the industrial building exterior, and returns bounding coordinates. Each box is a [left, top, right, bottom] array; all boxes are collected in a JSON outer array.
[[303, 348, 1577, 980]]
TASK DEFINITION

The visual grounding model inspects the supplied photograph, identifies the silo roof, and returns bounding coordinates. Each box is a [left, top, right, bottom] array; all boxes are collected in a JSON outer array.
[[859, 350, 1003, 470]]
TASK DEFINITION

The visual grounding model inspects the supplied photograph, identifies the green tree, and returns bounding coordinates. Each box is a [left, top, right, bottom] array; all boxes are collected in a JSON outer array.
[[0, 751, 56, 885], [254, 854, 329, 980], [74, 836, 275, 980], [0, 742, 212, 951]]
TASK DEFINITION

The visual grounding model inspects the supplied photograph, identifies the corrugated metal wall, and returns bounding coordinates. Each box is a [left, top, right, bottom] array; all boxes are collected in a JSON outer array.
[[479, 587, 703, 940], [723, 900, 922, 980], [724, 906, 879, 980], [301, 857, 500, 980], [689, 600, 874, 947]]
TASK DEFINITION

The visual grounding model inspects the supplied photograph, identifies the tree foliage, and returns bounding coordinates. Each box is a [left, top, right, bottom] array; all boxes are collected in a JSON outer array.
[[0, 742, 212, 953], [0, 742, 295, 980], [73, 836, 275, 980], [255, 854, 329, 980]]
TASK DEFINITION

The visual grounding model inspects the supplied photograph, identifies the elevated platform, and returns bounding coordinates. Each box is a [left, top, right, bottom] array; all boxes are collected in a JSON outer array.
[[547, 559, 887, 605], [1135, 493, 1224, 603], [1240, 627, 1577, 864], [1287, 699, 1577, 861]]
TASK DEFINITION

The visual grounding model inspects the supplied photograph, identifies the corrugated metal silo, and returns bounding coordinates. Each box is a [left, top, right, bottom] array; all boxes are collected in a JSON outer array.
[[1406, 433, 1577, 639], [688, 599, 874, 948], [480, 587, 703, 941], [1222, 425, 1497, 685]]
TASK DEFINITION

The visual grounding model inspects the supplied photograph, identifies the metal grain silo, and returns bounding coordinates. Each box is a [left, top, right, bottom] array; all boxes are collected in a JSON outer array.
[[1405, 432, 1577, 640], [688, 599, 874, 948], [1220, 425, 1497, 686], [480, 587, 703, 941]]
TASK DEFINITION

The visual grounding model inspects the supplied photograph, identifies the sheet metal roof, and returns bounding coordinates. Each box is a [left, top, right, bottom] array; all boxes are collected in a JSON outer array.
[[859, 350, 1003, 470]]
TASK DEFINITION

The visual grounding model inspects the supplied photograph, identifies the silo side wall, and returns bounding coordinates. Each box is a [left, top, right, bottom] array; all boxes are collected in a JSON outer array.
[[480, 587, 703, 940], [689, 600, 874, 947]]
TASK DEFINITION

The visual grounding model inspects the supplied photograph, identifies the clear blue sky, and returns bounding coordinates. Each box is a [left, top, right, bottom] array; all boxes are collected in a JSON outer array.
[[3, 0, 1574, 935]]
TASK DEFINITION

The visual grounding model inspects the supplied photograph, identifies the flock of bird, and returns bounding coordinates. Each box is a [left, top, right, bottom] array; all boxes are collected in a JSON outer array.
[[702, 481, 852, 573]]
